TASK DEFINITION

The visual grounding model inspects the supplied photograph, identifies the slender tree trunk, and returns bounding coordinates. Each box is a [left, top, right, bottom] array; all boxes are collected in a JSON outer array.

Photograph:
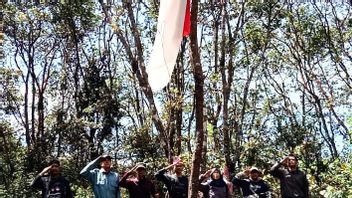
[[188, 0, 205, 197], [31, 75, 36, 145], [119, 2, 169, 157], [24, 74, 30, 147]]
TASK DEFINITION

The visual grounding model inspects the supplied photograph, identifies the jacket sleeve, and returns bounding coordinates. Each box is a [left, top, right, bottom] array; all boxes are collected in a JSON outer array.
[[303, 173, 309, 198], [262, 181, 271, 198], [80, 156, 100, 183], [154, 168, 172, 188], [198, 174, 209, 193], [270, 162, 284, 178], [116, 173, 121, 198], [150, 180, 157, 198], [199, 182, 210, 193], [231, 172, 247, 187], [119, 172, 132, 188], [31, 175, 44, 190], [65, 179, 74, 198], [199, 173, 209, 182]]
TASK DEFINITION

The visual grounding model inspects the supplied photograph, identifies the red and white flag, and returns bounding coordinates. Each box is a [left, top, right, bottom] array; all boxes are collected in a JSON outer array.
[[147, 0, 191, 92]]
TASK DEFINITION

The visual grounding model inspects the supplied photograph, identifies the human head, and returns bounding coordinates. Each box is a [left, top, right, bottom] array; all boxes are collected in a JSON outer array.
[[135, 162, 147, 179], [210, 168, 222, 180], [100, 155, 112, 171], [249, 167, 262, 181], [174, 162, 184, 175], [287, 153, 298, 169], [48, 159, 61, 176]]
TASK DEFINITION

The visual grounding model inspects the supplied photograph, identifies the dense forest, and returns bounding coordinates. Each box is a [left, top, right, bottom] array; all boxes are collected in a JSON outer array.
[[0, 0, 351, 197]]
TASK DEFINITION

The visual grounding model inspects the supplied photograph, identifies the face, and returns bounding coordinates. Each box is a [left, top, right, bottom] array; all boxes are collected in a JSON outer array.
[[288, 156, 298, 168], [136, 168, 146, 178], [50, 164, 60, 175], [250, 171, 260, 181], [174, 164, 184, 174], [100, 159, 112, 171], [211, 170, 221, 180]]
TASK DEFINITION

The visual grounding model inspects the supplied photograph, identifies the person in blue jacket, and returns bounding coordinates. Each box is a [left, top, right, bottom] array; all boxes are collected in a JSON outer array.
[[80, 154, 120, 198], [232, 167, 271, 198]]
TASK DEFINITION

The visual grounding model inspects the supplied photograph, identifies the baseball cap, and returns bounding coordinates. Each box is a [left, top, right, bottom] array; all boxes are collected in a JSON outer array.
[[250, 167, 262, 174], [135, 162, 146, 170], [101, 154, 112, 161], [48, 159, 60, 166]]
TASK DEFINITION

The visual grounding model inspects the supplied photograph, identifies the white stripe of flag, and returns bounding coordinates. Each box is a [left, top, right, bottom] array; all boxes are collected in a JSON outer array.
[[147, 0, 188, 92]]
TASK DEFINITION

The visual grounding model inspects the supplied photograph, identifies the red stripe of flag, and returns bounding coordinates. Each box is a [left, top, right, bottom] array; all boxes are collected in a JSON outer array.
[[183, 0, 191, 36]]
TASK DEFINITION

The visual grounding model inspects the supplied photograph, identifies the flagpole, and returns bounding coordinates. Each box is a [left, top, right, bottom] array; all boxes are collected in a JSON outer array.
[[187, 0, 206, 197]]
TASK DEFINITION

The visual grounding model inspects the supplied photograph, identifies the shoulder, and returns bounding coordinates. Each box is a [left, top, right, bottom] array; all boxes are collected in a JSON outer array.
[[278, 167, 289, 175], [40, 175, 50, 179], [297, 169, 308, 177], [37, 175, 50, 183], [235, 177, 250, 182], [179, 175, 188, 183], [259, 179, 270, 186], [163, 173, 174, 180], [182, 175, 188, 180], [110, 171, 119, 178], [90, 168, 100, 173], [244, 178, 251, 183], [60, 176, 72, 185], [146, 177, 154, 183], [59, 176, 70, 182]]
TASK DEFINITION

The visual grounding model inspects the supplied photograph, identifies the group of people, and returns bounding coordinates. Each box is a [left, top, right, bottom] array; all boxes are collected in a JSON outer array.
[[31, 153, 309, 198]]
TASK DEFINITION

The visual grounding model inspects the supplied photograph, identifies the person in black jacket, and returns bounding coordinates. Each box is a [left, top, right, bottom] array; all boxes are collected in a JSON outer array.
[[232, 167, 271, 198], [270, 153, 309, 198], [199, 168, 230, 198], [119, 162, 158, 198], [31, 159, 73, 198], [154, 160, 188, 198]]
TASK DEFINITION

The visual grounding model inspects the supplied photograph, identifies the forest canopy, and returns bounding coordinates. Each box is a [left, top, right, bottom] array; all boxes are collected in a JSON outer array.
[[0, 0, 351, 197]]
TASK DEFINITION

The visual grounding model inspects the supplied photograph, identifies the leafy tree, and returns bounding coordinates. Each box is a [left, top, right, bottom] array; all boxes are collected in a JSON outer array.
[[1, 1, 351, 197]]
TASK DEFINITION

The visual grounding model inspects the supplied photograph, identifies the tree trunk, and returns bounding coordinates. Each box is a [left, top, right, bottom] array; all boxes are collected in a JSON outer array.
[[188, 0, 205, 197]]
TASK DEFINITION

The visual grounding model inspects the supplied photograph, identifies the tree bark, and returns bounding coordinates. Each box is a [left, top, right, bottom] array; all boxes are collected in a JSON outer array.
[[188, 0, 205, 197]]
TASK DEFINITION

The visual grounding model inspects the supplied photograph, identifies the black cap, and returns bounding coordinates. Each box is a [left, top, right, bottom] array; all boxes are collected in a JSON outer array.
[[101, 154, 112, 161], [48, 159, 60, 166]]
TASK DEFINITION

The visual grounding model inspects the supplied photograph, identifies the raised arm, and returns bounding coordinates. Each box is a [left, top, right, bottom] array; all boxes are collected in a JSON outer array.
[[198, 169, 211, 193], [231, 171, 249, 187], [155, 168, 171, 185], [31, 175, 44, 189], [31, 165, 52, 189], [199, 169, 211, 181], [119, 166, 137, 188], [80, 156, 101, 182], [270, 157, 287, 178], [155, 163, 175, 188]]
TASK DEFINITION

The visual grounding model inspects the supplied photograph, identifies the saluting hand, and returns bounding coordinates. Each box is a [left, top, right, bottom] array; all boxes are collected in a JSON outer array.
[[39, 165, 52, 176], [243, 166, 251, 177], [205, 169, 212, 177], [280, 156, 289, 167]]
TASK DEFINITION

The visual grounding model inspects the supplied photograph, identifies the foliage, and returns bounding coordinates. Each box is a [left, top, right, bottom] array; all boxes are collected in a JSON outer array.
[[0, 122, 33, 197], [312, 155, 352, 198], [1, 0, 352, 197]]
